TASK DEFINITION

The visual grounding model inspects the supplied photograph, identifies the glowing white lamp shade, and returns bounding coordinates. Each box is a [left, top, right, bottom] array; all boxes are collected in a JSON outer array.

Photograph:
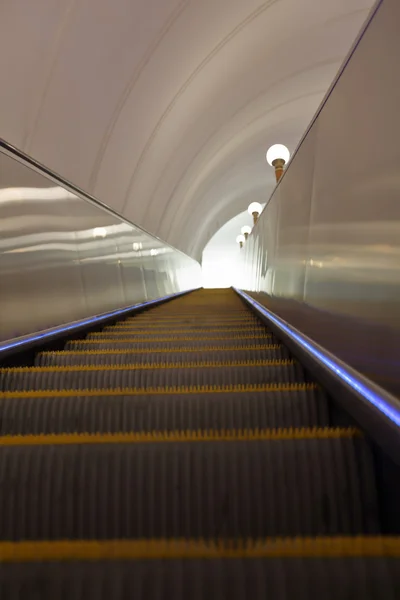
[[248, 202, 262, 224], [236, 234, 245, 248], [266, 144, 290, 166], [241, 225, 252, 240], [248, 202, 262, 217]]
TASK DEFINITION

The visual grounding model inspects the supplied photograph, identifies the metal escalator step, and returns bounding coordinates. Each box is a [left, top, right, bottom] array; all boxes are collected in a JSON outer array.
[[0, 382, 318, 397], [86, 329, 270, 339], [0, 387, 330, 434], [101, 326, 266, 334], [108, 323, 261, 329], [126, 317, 259, 324], [0, 361, 305, 391], [0, 431, 379, 539], [122, 318, 259, 325], [65, 337, 277, 351], [131, 314, 253, 322], [35, 346, 288, 367], [0, 548, 399, 600]]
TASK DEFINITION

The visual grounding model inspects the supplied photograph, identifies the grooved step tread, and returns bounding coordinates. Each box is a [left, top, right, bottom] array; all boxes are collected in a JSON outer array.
[[76, 334, 273, 342], [2, 359, 295, 373], [0, 388, 331, 434], [35, 345, 287, 367], [0, 436, 379, 538], [101, 326, 266, 333], [0, 382, 319, 398], [0, 362, 305, 391], [37, 345, 283, 355]]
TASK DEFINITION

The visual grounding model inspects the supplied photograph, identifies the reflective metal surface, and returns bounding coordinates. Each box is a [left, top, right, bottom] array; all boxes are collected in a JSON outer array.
[[0, 149, 201, 345], [236, 288, 400, 465], [238, 0, 400, 397]]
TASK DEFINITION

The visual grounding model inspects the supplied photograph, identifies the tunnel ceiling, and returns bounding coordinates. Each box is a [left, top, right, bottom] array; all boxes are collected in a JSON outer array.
[[0, 0, 373, 261]]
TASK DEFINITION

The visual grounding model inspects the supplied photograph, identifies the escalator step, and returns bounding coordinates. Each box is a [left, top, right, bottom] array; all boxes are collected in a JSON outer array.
[[100, 327, 266, 335], [104, 322, 265, 329], [125, 317, 259, 324], [114, 320, 260, 328], [35, 346, 289, 366], [65, 337, 279, 350], [0, 361, 305, 391], [86, 330, 271, 339], [0, 538, 399, 599], [0, 387, 330, 434], [0, 431, 379, 539]]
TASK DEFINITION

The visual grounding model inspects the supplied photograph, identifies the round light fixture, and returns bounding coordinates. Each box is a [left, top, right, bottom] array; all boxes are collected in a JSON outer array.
[[236, 234, 245, 248], [248, 202, 262, 225], [266, 144, 290, 166], [241, 225, 252, 240]]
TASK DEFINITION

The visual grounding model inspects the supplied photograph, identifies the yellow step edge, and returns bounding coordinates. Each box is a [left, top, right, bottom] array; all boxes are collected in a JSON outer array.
[[1, 536, 398, 562], [70, 335, 272, 343], [1, 359, 295, 373], [125, 317, 258, 320], [38, 344, 283, 356], [105, 327, 265, 332], [123, 316, 258, 321], [119, 323, 260, 327], [125, 318, 257, 323], [129, 313, 251, 317], [0, 382, 318, 398], [0, 427, 360, 446], [88, 327, 272, 339]]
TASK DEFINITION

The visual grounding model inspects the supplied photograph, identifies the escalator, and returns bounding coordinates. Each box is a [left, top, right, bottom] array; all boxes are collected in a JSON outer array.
[[0, 288, 399, 598]]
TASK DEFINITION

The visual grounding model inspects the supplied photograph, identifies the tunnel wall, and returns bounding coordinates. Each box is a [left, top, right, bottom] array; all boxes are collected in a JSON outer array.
[[238, 0, 400, 396]]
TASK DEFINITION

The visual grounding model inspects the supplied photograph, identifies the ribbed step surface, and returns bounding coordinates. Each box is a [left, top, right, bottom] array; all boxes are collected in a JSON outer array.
[[0, 387, 329, 434], [35, 346, 289, 366], [0, 361, 304, 391], [99, 327, 266, 335], [1, 540, 399, 600], [0, 432, 379, 539], [86, 330, 272, 340], [65, 337, 278, 350]]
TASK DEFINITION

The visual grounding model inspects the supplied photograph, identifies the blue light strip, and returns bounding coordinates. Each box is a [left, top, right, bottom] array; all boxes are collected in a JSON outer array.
[[234, 288, 400, 429], [0, 289, 197, 355]]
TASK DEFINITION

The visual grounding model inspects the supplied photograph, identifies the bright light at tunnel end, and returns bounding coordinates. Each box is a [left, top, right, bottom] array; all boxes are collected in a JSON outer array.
[[234, 288, 400, 429]]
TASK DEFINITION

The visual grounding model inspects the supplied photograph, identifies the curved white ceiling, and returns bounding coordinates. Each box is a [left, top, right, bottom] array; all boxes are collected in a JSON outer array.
[[0, 0, 373, 260]]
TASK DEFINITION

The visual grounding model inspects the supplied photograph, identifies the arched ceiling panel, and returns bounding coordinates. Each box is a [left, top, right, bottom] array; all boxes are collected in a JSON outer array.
[[0, 0, 373, 260]]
